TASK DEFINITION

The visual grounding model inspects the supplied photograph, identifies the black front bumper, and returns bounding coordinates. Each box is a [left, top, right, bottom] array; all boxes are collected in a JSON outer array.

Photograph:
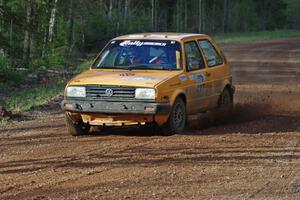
[[61, 99, 171, 115]]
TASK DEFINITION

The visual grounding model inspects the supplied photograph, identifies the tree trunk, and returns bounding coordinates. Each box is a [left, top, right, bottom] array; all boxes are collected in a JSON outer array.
[[48, 0, 58, 43], [42, 1, 51, 58], [212, 0, 216, 33], [227, 0, 231, 32], [67, 0, 74, 54], [115, 0, 121, 35], [0, 0, 3, 33], [151, 0, 155, 31], [108, 0, 113, 19], [198, 0, 202, 32], [9, 19, 12, 48], [184, 0, 187, 30], [23, 0, 32, 65], [222, 0, 228, 33], [202, 0, 205, 33], [124, 0, 129, 25], [80, 15, 85, 52], [176, 0, 180, 32]]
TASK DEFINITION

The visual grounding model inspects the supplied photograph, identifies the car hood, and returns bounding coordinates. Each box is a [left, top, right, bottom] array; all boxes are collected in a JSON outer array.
[[68, 69, 182, 88]]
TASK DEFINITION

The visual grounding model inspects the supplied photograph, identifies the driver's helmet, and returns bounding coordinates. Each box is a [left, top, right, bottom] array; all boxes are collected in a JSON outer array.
[[127, 49, 142, 64]]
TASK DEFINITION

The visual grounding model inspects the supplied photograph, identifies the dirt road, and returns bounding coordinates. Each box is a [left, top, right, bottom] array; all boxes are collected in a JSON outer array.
[[1, 38, 300, 200]]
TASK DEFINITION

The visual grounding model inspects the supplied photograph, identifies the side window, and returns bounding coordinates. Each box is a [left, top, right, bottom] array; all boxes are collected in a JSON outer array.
[[184, 41, 205, 71], [198, 40, 223, 67]]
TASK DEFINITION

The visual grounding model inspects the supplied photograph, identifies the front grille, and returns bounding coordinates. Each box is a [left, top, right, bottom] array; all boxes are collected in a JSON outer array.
[[86, 85, 135, 100]]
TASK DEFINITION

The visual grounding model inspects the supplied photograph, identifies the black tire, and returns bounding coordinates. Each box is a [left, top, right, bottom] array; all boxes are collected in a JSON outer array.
[[65, 113, 90, 136], [161, 98, 187, 136], [216, 88, 233, 121], [219, 88, 233, 108]]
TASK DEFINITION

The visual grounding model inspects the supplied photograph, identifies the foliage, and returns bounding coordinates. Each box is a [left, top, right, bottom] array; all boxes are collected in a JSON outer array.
[[31, 47, 68, 71], [4, 80, 65, 112], [0, 51, 10, 78], [0, 51, 22, 83]]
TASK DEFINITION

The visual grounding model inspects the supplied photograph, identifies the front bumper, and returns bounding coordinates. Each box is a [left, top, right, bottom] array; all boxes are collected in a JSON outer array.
[[61, 99, 171, 115]]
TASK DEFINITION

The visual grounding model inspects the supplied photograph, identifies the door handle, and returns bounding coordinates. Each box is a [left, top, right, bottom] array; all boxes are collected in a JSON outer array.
[[205, 72, 211, 77]]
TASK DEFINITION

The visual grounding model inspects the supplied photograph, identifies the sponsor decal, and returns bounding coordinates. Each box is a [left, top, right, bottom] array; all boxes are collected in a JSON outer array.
[[197, 84, 206, 96], [179, 74, 187, 81], [208, 60, 216, 66], [188, 74, 206, 97], [189, 74, 205, 82], [120, 40, 167, 47]]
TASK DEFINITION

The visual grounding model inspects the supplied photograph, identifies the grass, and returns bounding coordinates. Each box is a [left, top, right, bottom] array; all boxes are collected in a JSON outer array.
[[1, 58, 92, 113], [214, 29, 300, 44], [0, 118, 11, 126], [4, 80, 65, 112]]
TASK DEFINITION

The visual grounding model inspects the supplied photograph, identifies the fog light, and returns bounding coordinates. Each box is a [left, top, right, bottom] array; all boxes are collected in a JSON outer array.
[[64, 103, 74, 110], [144, 106, 155, 112]]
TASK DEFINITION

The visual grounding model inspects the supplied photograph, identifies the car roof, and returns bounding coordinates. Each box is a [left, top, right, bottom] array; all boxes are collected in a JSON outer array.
[[113, 32, 208, 41]]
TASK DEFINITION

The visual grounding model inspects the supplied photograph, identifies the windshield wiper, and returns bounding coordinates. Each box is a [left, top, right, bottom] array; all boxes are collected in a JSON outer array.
[[127, 65, 152, 70], [95, 65, 175, 71], [94, 65, 115, 69]]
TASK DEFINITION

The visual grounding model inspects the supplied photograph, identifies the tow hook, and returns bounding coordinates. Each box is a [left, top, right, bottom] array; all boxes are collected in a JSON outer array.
[[75, 104, 83, 111]]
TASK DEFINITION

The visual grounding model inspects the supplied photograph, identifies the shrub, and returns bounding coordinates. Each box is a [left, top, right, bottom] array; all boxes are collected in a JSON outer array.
[[0, 50, 22, 84]]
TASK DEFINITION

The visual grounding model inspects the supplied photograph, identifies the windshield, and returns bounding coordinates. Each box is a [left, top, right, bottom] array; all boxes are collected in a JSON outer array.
[[93, 40, 182, 70]]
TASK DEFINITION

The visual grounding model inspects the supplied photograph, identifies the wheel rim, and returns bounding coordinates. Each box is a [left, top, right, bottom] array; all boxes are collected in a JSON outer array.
[[173, 103, 185, 129]]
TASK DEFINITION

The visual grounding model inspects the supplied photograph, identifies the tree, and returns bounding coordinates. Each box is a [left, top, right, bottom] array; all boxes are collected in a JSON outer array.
[[48, 0, 58, 43], [23, 0, 32, 65]]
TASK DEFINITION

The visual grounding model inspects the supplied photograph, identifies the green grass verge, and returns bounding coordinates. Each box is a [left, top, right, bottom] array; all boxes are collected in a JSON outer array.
[[4, 80, 65, 112], [214, 29, 300, 44], [1, 57, 92, 113]]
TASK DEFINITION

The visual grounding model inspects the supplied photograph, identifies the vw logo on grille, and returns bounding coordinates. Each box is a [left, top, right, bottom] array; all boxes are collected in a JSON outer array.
[[105, 89, 114, 97]]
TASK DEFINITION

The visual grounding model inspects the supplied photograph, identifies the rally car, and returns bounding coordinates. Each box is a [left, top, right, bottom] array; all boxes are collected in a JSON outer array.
[[61, 33, 234, 136]]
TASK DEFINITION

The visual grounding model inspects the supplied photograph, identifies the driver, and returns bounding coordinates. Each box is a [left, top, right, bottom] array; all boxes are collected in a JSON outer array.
[[130, 55, 141, 65], [129, 50, 142, 65]]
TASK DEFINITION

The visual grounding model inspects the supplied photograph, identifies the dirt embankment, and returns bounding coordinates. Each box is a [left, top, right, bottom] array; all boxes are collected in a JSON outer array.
[[0, 38, 300, 200]]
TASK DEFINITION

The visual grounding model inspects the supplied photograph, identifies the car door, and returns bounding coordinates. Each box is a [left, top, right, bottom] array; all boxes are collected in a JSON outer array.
[[184, 41, 209, 114], [197, 39, 226, 109]]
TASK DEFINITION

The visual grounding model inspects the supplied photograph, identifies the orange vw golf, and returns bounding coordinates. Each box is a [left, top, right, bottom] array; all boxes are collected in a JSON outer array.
[[62, 33, 234, 136]]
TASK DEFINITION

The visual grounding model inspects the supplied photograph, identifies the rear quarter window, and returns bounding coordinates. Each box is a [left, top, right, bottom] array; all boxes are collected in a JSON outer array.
[[198, 40, 223, 67]]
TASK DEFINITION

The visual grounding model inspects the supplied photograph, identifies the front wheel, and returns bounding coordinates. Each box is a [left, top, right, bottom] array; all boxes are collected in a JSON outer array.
[[161, 98, 187, 136], [65, 114, 90, 136]]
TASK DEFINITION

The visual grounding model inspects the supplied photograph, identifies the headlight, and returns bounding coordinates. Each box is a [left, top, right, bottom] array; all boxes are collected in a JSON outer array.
[[135, 88, 155, 99], [66, 86, 86, 98]]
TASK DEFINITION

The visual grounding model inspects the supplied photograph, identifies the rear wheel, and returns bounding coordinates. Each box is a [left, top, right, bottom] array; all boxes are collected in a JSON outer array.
[[216, 88, 233, 121], [220, 88, 233, 107], [161, 98, 187, 136], [65, 113, 90, 136]]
